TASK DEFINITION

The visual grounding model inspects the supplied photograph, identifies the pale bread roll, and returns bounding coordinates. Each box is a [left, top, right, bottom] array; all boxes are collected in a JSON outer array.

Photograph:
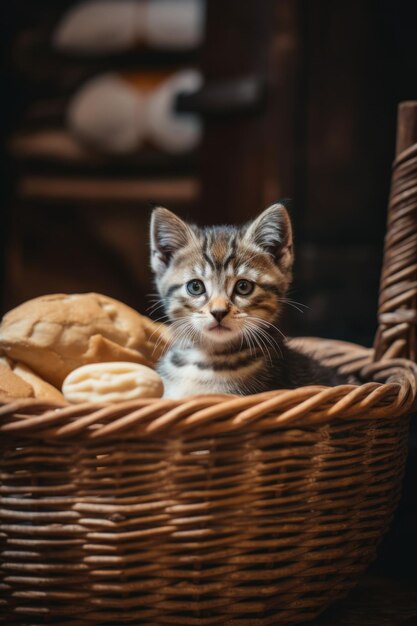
[[62, 361, 163, 404], [0, 293, 168, 388]]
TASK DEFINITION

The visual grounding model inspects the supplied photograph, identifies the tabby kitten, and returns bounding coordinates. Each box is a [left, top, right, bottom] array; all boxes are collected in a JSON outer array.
[[150, 203, 339, 398]]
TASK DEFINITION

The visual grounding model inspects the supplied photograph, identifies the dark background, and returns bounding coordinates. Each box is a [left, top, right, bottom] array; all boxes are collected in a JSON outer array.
[[1, 1, 417, 621], [2, 0, 417, 345]]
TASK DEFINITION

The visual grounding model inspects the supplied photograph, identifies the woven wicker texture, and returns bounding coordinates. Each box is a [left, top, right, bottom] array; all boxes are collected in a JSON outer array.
[[1, 102, 417, 625], [375, 102, 417, 362], [0, 345, 416, 626]]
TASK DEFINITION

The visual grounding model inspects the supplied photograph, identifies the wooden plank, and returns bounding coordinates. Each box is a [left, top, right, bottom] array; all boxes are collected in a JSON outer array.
[[18, 176, 199, 204], [298, 1, 394, 243], [198, 0, 275, 222]]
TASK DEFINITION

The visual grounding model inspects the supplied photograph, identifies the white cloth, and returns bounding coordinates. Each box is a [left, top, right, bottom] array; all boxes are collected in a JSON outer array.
[[147, 69, 203, 153], [53, 0, 205, 54], [145, 0, 206, 49], [67, 70, 203, 154], [67, 74, 147, 153]]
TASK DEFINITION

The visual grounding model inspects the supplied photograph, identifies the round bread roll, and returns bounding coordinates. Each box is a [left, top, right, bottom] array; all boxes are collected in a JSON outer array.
[[62, 361, 163, 403], [0, 293, 168, 388]]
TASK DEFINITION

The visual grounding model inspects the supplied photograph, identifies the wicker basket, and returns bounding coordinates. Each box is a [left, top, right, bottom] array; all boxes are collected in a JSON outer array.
[[1, 103, 417, 626]]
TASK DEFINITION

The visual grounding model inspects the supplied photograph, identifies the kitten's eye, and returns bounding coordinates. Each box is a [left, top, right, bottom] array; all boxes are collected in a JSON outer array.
[[186, 279, 206, 296], [234, 280, 254, 296]]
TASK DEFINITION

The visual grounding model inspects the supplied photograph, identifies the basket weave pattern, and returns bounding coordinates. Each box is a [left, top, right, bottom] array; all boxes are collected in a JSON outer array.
[[1, 341, 416, 625], [2, 103, 417, 624], [375, 140, 417, 362]]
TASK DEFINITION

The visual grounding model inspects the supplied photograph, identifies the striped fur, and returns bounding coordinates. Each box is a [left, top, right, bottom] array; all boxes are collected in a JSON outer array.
[[150, 204, 339, 398]]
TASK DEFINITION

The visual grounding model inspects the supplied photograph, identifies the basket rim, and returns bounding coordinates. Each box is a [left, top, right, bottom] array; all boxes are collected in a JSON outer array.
[[1, 337, 416, 440]]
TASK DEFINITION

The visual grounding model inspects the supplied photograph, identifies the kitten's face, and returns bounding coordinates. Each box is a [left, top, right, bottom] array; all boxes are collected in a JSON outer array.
[[150, 204, 293, 350]]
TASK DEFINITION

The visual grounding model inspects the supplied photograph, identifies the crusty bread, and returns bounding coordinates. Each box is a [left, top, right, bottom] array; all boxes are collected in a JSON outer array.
[[13, 362, 66, 403], [0, 355, 65, 403], [0, 293, 168, 387], [0, 362, 34, 400]]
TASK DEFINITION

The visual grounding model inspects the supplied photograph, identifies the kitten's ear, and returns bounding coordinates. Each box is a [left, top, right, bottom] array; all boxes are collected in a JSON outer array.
[[150, 207, 192, 274], [244, 202, 293, 269]]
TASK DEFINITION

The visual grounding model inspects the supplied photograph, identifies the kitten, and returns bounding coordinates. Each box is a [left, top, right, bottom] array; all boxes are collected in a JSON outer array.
[[150, 203, 340, 399]]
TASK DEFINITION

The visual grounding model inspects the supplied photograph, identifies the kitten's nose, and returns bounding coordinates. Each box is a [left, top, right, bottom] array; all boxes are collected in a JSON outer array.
[[211, 309, 228, 323]]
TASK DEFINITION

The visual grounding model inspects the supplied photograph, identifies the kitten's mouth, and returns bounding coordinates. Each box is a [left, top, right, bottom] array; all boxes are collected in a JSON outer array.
[[207, 323, 231, 332]]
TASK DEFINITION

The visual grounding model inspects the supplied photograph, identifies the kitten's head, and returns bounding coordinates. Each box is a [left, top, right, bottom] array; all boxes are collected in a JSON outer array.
[[150, 203, 293, 349]]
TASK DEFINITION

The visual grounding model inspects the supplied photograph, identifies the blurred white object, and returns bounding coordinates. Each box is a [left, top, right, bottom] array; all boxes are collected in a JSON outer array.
[[67, 70, 202, 154], [145, 0, 206, 49], [53, 1, 143, 54], [53, 0, 206, 54], [68, 74, 147, 153], [147, 70, 202, 153]]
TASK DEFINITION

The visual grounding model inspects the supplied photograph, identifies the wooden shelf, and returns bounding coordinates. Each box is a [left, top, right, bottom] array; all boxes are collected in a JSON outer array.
[[10, 130, 197, 176], [17, 174, 200, 205]]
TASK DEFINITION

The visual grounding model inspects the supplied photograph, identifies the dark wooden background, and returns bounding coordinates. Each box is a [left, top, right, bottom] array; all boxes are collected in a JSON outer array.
[[1, 2, 417, 620], [2, 0, 417, 345]]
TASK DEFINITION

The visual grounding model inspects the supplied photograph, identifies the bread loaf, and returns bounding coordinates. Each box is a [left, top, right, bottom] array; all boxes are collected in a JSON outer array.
[[0, 355, 65, 403], [0, 293, 168, 387], [0, 362, 34, 401]]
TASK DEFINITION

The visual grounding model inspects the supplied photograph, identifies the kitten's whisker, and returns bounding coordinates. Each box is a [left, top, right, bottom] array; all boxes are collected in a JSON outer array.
[[147, 302, 166, 315], [248, 326, 272, 365], [256, 327, 283, 360], [250, 328, 273, 367], [279, 297, 310, 314], [151, 316, 190, 355], [238, 331, 244, 352], [152, 331, 172, 356], [148, 313, 170, 325], [245, 320, 281, 362], [169, 318, 197, 351], [247, 315, 287, 343], [283, 298, 309, 309], [245, 317, 284, 358], [244, 325, 266, 362], [279, 301, 304, 314], [242, 327, 255, 358], [176, 325, 191, 350], [178, 325, 197, 351], [149, 325, 169, 353], [147, 313, 174, 343]]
